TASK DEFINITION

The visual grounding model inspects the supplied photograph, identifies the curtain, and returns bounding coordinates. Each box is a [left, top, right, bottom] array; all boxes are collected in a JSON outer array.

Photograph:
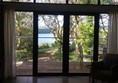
[[113, 0, 118, 5], [4, 9, 16, 79], [107, 13, 118, 54]]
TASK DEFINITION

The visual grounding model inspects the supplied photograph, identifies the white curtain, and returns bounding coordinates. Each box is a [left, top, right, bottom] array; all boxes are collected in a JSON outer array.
[[107, 13, 118, 54], [4, 9, 16, 79], [113, 0, 118, 5]]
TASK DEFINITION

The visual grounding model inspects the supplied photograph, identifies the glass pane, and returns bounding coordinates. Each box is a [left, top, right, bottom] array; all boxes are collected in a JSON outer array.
[[99, 14, 109, 61], [36, 0, 66, 4], [15, 12, 33, 75], [68, 0, 98, 4], [100, 0, 118, 5], [3, 0, 33, 2], [69, 15, 94, 73], [38, 15, 63, 73]]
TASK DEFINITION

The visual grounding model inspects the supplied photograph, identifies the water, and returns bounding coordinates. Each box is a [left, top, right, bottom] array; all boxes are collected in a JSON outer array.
[[38, 33, 55, 45]]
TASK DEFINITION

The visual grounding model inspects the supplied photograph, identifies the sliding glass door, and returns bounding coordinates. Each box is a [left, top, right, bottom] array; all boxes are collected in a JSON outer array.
[[98, 14, 109, 61], [15, 12, 33, 75], [33, 13, 96, 75], [69, 15, 94, 73], [37, 14, 64, 74]]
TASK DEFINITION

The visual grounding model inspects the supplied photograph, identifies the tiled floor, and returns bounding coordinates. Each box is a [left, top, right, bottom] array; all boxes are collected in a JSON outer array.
[[2, 76, 92, 83]]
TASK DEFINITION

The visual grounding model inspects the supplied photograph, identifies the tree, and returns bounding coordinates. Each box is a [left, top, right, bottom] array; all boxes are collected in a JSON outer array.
[[69, 0, 97, 4], [41, 15, 63, 45], [40, 15, 95, 61], [15, 12, 33, 61], [77, 16, 94, 54], [100, 0, 114, 4], [14, 0, 109, 62], [99, 14, 109, 48], [37, 0, 66, 3], [39, 15, 64, 61]]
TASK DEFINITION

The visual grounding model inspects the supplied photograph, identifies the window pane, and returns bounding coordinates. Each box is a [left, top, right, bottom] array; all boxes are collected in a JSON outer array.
[[15, 12, 33, 75], [69, 15, 94, 73], [100, 0, 118, 5], [3, 0, 33, 2], [38, 15, 63, 73], [36, 0, 66, 4], [99, 14, 109, 61], [68, 0, 98, 4]]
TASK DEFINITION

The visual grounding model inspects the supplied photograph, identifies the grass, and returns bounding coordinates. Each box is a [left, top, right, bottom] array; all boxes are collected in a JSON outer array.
[[38, 47, 55, 53]]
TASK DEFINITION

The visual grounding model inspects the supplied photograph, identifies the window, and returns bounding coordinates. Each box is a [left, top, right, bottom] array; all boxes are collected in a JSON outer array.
[[69, 15, 94, 73], [15, 12, 33, 75], [98, 14, 109, 61], [68, 0, 98, 4], [38, 15, 64, 73]]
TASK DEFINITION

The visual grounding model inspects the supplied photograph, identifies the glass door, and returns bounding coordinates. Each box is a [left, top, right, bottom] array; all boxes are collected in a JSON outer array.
[[98, 14, 109, 61], [37, 14, 64, 73], [69, 15, 95, 73], [33, 13, 97, 75]]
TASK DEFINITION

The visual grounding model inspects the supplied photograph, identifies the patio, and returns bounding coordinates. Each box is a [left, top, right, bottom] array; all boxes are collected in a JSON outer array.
[[16, 61, 91, 75]]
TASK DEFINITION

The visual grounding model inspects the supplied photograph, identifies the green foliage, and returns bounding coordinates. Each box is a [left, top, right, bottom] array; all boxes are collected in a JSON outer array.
[[53, 48, 62, 61], [15, 12, 108, 62], [99, 29, 108, 47], [69, 52, 77, 61], [80, 0, 98, 4], [69, 44, 75, 52], [77, 16, 94, 55], [39, 43, 51, 49], [15, 12, 33, 61], [38, 43, 53, 54], [100, 0, 113, 4], [16, 50, 32, 61], [69, 0, 98, 4]]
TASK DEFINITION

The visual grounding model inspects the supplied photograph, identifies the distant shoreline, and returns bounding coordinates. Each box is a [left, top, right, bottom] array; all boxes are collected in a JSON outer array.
[[38, 33, 55, 45]]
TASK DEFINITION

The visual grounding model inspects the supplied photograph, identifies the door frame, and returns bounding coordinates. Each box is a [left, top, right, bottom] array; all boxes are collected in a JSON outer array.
[[33, 12, 99, 76]]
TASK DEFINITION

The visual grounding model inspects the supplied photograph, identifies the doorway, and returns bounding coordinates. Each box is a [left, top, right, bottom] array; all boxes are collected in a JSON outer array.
[[33, 13, 96, 76]]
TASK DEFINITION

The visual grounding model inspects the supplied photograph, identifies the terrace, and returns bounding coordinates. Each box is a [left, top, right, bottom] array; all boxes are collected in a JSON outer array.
[[16, 42, 106, 75]]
